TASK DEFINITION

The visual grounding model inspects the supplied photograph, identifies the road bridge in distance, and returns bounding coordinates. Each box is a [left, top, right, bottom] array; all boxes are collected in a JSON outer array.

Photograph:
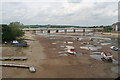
[[22, 28, 103, 34]]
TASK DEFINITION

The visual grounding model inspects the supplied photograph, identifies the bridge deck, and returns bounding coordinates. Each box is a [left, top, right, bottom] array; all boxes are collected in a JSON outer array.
[[22, 28, 103, 31]]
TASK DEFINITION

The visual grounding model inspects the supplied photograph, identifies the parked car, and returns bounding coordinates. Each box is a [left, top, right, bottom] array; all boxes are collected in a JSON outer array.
[[65, 46, 76, 55], [110, 46, 119, 51], [101, 51, 113, 61]]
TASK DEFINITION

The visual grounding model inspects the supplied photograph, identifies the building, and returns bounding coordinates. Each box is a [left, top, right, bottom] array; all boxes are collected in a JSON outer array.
[[112, 22, 120, 31]]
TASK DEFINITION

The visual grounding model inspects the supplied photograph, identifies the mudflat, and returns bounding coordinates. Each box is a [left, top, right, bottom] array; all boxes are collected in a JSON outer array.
[[1, 32, 119, 78]]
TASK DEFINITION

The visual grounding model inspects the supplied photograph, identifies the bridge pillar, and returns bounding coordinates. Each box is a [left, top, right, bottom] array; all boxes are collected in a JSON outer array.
[[33, 30, 36, 34], [47, 30, 50, 33], [73, 29, 76, 33], [93, 29, 95, 36], [93, 29, 95, 32], [64, 29, 67, 33], [56, 30, 59, 33], [41, 30, 43, 33], [83, 29, 85, 36]]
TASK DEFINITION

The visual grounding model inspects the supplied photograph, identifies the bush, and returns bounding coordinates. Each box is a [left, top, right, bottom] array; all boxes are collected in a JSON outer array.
[[2, 22, 25, 42]]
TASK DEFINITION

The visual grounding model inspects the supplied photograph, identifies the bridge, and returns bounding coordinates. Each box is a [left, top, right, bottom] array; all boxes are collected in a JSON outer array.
[[22, 28, 103, 33]]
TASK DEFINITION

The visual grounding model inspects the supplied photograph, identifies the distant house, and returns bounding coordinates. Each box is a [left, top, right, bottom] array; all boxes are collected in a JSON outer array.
[[112, 22, 120, 31]]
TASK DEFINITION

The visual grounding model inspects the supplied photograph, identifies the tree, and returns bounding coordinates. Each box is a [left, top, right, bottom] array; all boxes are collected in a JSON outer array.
[[2, 22, 24, 41], [2, 24, 13, 41], [9, 22, 24, 39], [103, 26, 112, 32]]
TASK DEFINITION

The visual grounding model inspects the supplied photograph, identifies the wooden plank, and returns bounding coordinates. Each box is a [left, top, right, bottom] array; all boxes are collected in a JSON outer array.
[[0, 63, 29, 68], [0, 57, 28, 61]]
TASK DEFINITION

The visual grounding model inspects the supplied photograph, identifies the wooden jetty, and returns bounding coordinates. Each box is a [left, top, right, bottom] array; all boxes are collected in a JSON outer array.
[[0, 57, 27, 61], [0, 63, 29, 68], [0, 63, 36, 73]]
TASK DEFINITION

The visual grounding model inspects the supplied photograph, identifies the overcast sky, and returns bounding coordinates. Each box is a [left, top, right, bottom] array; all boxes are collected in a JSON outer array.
[[1, 0, 119, 26]]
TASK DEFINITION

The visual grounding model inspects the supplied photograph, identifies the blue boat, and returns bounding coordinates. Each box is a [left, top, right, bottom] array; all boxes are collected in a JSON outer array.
[[11, 43, 27, 46]]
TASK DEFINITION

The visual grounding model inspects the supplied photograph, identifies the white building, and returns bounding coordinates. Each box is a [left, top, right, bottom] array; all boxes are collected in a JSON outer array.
[[112, 22, 120, 31]]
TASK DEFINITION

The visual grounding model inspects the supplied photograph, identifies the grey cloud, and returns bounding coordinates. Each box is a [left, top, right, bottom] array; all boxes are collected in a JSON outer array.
[[2, 1, 118, 25], [67, 0, 82, 3]]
